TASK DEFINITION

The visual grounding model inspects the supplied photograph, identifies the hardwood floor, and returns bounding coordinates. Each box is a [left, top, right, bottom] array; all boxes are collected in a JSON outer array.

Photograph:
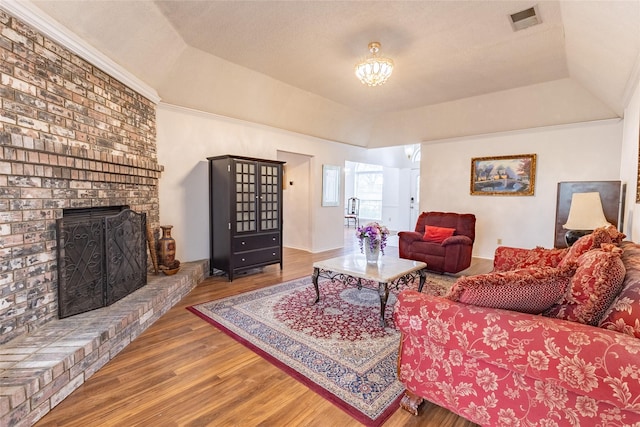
[[35, 230, 488, 427]]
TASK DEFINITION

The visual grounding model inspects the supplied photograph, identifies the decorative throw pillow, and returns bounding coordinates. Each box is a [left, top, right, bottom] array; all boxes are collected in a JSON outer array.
[[423, 225, 455, 243], [603, 224, 626, 244], [544, 244, 626, 325], [599, 241, 640, 338], [598, 282, 640, 338], [558, 227, 613, 268], [493, 246, 569, 272], [444, 266, 574, 314]]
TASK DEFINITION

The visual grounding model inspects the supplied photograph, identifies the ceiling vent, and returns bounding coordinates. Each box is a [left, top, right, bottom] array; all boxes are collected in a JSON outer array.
[[509, 5, 541, 31]]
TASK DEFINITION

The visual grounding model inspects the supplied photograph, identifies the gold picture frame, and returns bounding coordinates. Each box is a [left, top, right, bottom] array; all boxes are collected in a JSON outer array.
[[470, 154, 536, 196]]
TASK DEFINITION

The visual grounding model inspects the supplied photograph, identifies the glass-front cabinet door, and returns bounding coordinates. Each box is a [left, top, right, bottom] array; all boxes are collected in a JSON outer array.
[[234, 160, 281, 233], [234, 160, 256, 233], [260, 163, 279, 231]]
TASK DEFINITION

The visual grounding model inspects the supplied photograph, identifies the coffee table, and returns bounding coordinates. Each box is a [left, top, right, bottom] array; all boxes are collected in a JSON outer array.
[[312, 255, 427, 327]]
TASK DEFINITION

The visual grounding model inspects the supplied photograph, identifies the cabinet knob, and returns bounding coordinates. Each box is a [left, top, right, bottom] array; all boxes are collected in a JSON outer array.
[[241, 241, 245, 245], [241, 258, 245, 262], [272, 252, 276, 256]]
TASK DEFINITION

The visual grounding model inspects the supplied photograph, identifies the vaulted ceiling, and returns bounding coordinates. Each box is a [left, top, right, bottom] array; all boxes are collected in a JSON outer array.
[[26, 0, 640, 147]]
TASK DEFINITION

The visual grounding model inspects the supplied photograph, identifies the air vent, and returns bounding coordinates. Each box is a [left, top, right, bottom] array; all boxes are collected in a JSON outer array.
[[509, 5, 541, 31]]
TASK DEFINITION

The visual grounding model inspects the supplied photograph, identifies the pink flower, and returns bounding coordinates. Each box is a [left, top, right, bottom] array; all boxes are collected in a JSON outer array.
[[527, 350, 549, 371], [557, 356, 598, 392], [535, 380, 568, 410], [575, 396, 598, 418], [568, 332, 590, 346], [464, 402, 490, 425], [476, 368, 498, 391], [425, 368, 439, 381], [426, 317, 450, 343], [409, 316, 423, 331], [497, 408, 521, 426], [449, 350, 463, 366], [482, 325, 508, 349]]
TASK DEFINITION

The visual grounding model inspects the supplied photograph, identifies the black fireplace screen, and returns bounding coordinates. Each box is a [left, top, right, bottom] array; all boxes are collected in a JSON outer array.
[[57, 207, 147, 318]]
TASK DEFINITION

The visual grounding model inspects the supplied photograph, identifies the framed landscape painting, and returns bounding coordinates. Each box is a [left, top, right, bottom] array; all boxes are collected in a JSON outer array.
[[470, 154, 536, 196]]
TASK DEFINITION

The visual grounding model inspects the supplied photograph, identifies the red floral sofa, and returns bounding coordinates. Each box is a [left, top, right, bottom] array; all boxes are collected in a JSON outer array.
[[394, 227, 640, 426]]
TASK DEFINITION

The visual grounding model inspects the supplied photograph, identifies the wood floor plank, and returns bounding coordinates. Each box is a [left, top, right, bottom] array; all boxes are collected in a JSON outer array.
[[35, 230, 488, 427]]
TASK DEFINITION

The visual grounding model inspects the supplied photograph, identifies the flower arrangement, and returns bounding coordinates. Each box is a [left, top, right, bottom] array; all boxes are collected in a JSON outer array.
[[357, 222, 390, 255]]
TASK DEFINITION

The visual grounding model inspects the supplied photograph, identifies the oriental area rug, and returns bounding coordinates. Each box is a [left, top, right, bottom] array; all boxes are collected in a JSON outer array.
[[187, 273, 456, 426]]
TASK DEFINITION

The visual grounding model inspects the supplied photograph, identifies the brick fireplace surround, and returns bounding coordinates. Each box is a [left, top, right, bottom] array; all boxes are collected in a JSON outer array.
[[0, 9, 208, 426]]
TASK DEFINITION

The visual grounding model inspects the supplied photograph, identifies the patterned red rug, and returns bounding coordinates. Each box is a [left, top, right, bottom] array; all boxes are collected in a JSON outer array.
[[187, 273, 455, 426]]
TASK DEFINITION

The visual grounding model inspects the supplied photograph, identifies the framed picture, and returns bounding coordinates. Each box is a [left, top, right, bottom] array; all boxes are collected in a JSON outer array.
[[322, 164, 340, 206], [470, 154, 536, 196]]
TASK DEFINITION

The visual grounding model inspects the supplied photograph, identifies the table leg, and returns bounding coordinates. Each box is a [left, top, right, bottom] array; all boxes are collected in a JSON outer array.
[[312, 267, 320, 303], [378, 282, 389, 327], [418, 268, 427, 292]]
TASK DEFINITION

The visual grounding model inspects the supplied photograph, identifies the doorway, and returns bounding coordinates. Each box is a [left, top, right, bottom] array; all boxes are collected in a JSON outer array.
[[409, 168, 420, 228], [277, 151, 312, 251]]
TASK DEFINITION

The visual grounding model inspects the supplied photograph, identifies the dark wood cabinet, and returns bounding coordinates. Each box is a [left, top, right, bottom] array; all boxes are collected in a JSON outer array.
[[208, 155, 284, 281]]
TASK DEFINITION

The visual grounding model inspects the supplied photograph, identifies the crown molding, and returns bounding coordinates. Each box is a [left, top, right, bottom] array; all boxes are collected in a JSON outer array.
[[0, 0, 161, 104], [622, 51, 640, 110], [422, 118, 623, 145]]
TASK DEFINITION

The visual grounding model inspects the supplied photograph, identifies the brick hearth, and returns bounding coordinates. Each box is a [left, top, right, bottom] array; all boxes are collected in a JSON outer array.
[[0, 260, 208, 427]]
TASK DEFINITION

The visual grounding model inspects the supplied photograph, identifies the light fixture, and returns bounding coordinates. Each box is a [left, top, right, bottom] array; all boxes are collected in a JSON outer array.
[[563, 192, 611, 246], [354, 42, 394, 87], [403, 144, 420, 161]]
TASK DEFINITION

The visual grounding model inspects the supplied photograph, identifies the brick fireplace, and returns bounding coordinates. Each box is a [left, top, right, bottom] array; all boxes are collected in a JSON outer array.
[[0, 8, 163, 345], [0, 8, 212, 427]]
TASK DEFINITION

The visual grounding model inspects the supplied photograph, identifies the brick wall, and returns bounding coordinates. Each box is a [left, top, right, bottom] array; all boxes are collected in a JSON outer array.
[[0, 9, 162, 344]]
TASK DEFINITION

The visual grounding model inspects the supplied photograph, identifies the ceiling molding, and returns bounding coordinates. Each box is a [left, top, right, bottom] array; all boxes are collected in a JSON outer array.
[[158, 102, 351, 148], [622, 52, 640, 110], [1, 0, 161, 104], [421, 118, 622, 145]]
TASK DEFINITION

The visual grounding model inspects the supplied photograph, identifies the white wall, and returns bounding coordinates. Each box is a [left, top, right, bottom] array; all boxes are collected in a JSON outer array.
[[278, 151, 312, 251], [421, 119, 623, 259], [620, 76, 640, 241], [156, 103, 411, 261], [157, 99, 634, 263]]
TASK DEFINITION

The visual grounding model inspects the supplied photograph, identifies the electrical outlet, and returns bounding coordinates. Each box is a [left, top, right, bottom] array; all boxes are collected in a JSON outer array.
[[497, 238, 502, 245]]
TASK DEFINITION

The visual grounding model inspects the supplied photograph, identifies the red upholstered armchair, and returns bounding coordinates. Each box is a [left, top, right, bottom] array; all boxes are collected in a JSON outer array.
[[398, 211, 476, 274]]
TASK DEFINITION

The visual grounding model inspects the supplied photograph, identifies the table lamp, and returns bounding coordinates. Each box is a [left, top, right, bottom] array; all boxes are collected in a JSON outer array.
[[563, 192, 611, 246]]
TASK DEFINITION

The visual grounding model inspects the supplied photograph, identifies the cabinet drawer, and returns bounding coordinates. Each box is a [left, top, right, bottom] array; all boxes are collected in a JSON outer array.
[[233, 232, 280, 252], [232, 248, 280, 267]]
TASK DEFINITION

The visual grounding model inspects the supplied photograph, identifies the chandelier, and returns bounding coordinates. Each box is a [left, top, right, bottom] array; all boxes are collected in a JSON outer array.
[[354, 42, 394, 87]]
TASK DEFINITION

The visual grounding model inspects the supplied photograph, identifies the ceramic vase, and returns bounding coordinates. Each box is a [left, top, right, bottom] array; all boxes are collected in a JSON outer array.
[[157, 225, 176, 267], [364, 237, 380, 264]]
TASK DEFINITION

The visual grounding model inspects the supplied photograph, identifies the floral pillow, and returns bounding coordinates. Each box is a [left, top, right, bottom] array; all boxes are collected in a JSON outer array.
[[423, 225, 455, 243], [544, 244, 626, 325], [493, 246, 569, 272], [558, 226, 613, 268], [603, 224, 626, 244], [445, 266, 574, 314], [599, 241, 640, 338]]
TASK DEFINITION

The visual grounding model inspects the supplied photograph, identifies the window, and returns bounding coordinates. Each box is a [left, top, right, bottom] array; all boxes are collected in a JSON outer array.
[[354, 163, 383, 220]]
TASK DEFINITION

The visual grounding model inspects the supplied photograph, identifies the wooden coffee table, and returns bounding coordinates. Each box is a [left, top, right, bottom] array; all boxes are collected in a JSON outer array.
[[312, 255, 427, 327]]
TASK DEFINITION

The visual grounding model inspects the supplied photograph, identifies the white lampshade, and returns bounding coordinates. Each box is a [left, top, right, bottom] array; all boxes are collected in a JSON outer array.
[[563, 192, 611, 230]]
